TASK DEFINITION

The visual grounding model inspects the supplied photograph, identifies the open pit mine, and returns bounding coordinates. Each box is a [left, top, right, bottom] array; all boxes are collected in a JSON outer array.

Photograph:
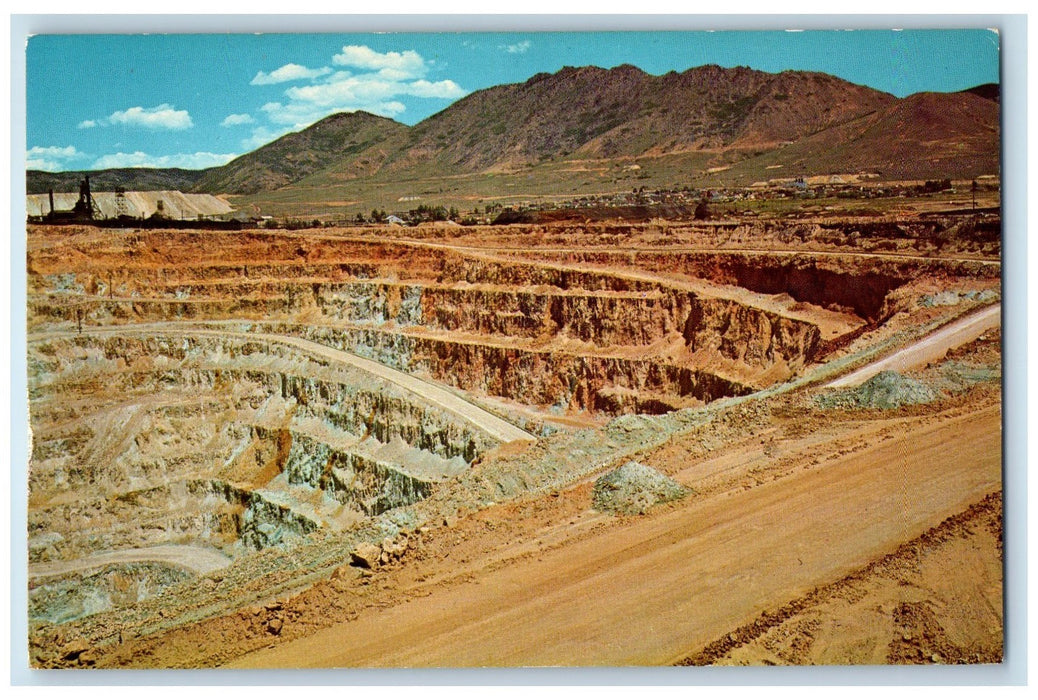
[[26, 216, 1003, 668]]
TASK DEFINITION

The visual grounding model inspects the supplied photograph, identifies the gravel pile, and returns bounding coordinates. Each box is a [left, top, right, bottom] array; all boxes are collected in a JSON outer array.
[[592, 461, 690, 515], [817, 370, 938, 410], [919, 289, 999, 308]]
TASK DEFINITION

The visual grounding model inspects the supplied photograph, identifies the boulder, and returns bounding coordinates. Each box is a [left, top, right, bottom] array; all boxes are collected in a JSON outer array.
[[60, 638, 90, 661], [331, 564, 354, 580], [382, 536, 409, 560], [349, 542, 382, 569]]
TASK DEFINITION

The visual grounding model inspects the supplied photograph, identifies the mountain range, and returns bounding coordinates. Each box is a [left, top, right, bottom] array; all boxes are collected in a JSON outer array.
[[27, 64, 1000, 213]]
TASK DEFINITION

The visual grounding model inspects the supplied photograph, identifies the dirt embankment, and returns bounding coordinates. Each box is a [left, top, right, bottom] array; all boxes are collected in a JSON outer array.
[[680, 493, 1003, 666]]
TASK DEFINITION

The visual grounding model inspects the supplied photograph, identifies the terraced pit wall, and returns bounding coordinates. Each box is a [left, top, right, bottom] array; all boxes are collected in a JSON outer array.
[[486, 250, 999, 321], [25, 222, 1000, 628], [29, 227, 999, 420], [28, 332, 490, 566], [27, 236, 867, 414]]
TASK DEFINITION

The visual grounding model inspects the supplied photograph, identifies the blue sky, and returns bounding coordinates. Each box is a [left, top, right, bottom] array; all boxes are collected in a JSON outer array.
[[25, 29, 1001, 172]]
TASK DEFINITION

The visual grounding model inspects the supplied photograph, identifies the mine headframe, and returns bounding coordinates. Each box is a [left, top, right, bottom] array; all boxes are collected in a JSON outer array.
[[71, 176, 101, 220]]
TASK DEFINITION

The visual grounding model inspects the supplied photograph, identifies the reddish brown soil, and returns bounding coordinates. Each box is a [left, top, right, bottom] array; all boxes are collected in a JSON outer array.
[[25, 219, 1002, 669], [51, 377, 1000, 669]]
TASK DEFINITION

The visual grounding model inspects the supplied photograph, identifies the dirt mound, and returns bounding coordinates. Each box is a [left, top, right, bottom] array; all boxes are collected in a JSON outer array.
[[592, 461, 690, 515], [818, 370, 938, 410]]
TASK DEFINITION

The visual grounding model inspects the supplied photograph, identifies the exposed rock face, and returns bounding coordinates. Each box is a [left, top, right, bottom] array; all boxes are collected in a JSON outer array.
[[30, 562, 192, 625], [506, 248, 917, 322], [592, 461, 690, 515], [32, 230, 970, 420], [684, 296, 820, 366], [279, 429, 439, 515], [26, 331, 495, 564], [238, 489, 319, 550], [300, 324, 755, 415], [323, 452, 436, 516]]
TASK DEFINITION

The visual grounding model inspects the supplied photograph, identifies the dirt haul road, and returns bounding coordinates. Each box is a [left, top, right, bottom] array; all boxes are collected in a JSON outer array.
[[29, 324, 535, 445], [826, 303, 1001, 388], [28, 545, 232, 579], [229, 403, 1000, 668]]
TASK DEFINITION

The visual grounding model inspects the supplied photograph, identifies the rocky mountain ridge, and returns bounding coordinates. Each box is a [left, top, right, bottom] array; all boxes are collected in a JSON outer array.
[[27, 64, 1000, 198]]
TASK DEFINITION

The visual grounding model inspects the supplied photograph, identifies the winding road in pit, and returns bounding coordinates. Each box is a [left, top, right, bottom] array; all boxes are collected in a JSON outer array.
[[32, 301, 998, 441], [28, 323, 535, 445], [28, 322, 533, 583], [28, 545, 232, 579], [825, 303, 1001, 388]]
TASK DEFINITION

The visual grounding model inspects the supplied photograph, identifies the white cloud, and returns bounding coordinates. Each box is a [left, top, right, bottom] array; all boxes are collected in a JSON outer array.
[[246, 44, 467, 133], [27, 145, 88, 171], [272, 72, 466, 126], [285, 75, 399, 108], [332, 45, 426, 80], [91, 151, 237, 169], [371, 101, 407, 117], [501, 40, 531, 54], [221, 113, 255, 127], [28, 145, 83, 159], [106, 104, 193, 130], [404, 79, 467, 99], [77, 119, 97, 129], [260, 97, 406, 130], [250, 63, 332, 86]]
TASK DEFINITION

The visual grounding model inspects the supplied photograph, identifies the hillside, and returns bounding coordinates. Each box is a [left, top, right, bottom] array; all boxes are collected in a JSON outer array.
[[715, 89, 1001, 183], [961, 83, 1000, 103], [825, 90, 1000, 179], [191, 111, 410, 196], [250, 65, 997, 216], [378, 64, 897, 174], [28, 65, 1000, 211]]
